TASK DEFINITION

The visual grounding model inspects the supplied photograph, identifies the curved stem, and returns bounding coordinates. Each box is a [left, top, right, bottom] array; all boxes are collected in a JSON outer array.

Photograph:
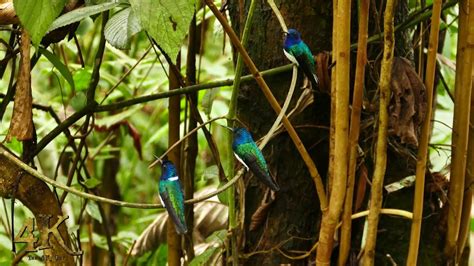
[[362, 0, 395, 263], [0, 146, 244, 209]]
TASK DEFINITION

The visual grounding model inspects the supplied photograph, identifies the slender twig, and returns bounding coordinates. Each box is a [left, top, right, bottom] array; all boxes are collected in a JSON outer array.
[[0, 146, 245, 208], [362, 0, 395, 263], [34, 65, 292, 158], [95, 64, 292, 113], [339, 0, 370, 265], [406, 0, 442, 264], [204, 0, 328, 210], [100, 46, 152, 104]]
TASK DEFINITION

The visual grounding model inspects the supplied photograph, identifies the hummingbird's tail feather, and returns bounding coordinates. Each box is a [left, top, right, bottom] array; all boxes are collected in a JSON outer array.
[[254, 170, 280, 192]]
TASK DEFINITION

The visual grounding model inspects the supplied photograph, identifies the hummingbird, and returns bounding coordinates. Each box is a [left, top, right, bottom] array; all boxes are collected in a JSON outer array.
[[158, 160, 187, 234], [283, 28, 319, 88], [231, 127, 280, 191]]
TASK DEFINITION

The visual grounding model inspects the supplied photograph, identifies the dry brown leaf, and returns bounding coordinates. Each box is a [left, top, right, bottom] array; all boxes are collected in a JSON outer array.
[[131, 187, 228, 257], [7, 29, 33, 141], [315, 52, 331, 94], [388, 57, 427, 147], [354, 163, 368, 212], [249, 189, 275, 231]]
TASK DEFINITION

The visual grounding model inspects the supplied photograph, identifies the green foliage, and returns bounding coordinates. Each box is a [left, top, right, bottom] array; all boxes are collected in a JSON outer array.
[[13, 0, 67, 46], [105, 7, 142, 49], [129, 0, 196, 61], [48, 1, 119, 33]]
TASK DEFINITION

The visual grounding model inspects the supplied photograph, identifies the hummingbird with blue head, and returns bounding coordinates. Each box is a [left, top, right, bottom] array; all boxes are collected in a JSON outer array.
[[283, 28, 319, 89], [226, 126, 280, 191], [158, 159, 187, 234]]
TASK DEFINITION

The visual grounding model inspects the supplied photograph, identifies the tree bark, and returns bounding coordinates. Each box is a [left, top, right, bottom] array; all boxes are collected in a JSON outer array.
[[229, 1, 333, 264]]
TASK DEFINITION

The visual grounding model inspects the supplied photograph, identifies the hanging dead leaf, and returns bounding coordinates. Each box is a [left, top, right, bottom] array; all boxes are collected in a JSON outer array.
[[249, 189, 275, 231], [354, 163, 368, 212], [7, 29, 33, 142], [388, 57, 427, 146], [315, 52, 331, 94], [131, 187, 228, 257]]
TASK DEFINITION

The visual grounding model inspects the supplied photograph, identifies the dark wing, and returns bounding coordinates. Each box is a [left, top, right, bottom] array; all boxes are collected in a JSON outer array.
[[159, 184, 188, 234], [295, 53, 319, 89], [238, 143, 280, 191]]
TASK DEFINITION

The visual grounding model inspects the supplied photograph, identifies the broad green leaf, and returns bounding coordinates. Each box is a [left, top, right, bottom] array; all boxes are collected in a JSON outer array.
[[201, 87, 219, 116], [129, 0, 195, 61], [70, 92, 87, 111], [83, 177, 102, 189], [48, 1, 120, 33], [39, 47, 75, 91], [13, 0, 67, 46], [105, 7, 142, 49], [73, 67, 93, 91], [86, 202, 103, 223]]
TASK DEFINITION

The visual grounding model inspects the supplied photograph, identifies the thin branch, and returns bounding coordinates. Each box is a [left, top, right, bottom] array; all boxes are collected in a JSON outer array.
[[362, 0, 396, 263], [0, 146, 244, 209]]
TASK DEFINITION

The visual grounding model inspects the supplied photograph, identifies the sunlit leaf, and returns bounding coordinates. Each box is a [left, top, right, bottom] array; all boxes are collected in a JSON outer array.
[[201, 87, 219, 116], [70, 92, 87, 111], [73, 67, 93, 91], [13, 0, 67, 46], [48, 1, 120, 33], [86, 201, 103, 223], [83, 177, 102, 189], [39, 47, 75, 91], [129, 0, 195, 61], [105, 7, 142, 49]]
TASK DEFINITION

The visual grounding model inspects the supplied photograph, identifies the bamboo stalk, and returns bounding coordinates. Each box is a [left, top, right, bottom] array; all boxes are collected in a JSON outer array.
[[457, 66, 474, 255], [167, 58, 183, 266], [362, 0, 395, 263], [445, 0, 474, 257], [328, 0, 338, 201], [204, 0, 328, 210], [316, 0, 351, 264], [406, 0, 442, 264], [338, 0, 370, 264], [225, 0, 258, 264]]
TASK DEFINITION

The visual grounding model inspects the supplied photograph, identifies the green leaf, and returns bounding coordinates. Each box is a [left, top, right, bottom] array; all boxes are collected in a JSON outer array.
[[13, 0, 67, 46], [86, 201, 103, 223], [70, 92, 87, 111], [216, 181, 229, 206], [201, 87, 219, 116], [48, 1, 120, 33], [105, 7, 142, 49], [83, 177, 102, 189], [73, 67, 93, 91], [129, 0, 195, 61], [39, 47, 75, 91]]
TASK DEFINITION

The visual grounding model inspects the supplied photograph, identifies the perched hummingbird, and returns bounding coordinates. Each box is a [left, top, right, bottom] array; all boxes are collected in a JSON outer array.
[[231, 127, 280, 191], [283, 28, 319, 88], [158, 160, 187, 234]]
